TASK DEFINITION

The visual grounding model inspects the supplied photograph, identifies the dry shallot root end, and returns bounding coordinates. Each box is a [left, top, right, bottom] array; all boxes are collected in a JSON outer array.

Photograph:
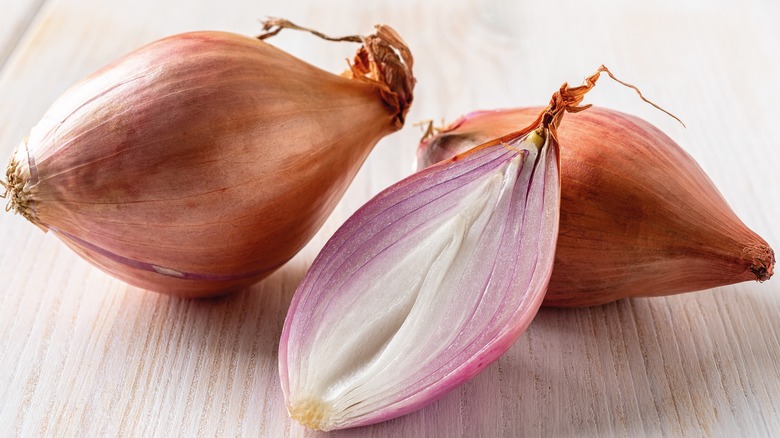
[[540, 65, 685, 141], [258, 17, 415, 129], [744, 244, 775, 281], [2, 143, 40, 227]]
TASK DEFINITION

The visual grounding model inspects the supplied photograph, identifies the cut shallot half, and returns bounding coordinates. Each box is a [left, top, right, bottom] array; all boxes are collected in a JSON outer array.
[[280, 127, 558, 430]]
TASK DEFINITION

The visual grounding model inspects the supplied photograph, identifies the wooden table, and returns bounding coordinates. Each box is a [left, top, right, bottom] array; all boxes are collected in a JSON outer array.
[[1, 0, 778, 436]]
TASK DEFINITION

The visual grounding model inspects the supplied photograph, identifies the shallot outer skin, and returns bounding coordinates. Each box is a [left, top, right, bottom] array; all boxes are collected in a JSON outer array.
[[6, 31, 411, 297], [418, 107, 774, 307]]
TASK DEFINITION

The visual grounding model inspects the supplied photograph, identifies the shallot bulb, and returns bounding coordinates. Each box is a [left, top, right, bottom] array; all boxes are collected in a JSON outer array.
[[279, 67, 630, 431], [418, 107, 774, 307], [2, 20, 415, 297]]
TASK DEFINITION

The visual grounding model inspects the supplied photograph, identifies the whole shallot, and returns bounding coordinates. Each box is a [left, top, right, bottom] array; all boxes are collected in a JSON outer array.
[[2, 19, 415, 297], [418, 106, 773, 306]]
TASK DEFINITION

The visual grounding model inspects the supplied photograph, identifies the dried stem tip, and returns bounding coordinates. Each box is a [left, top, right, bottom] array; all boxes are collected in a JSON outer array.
[[259, 18, 362, 42], [541, 65, 685, 141], [258, 17, 415, 127]]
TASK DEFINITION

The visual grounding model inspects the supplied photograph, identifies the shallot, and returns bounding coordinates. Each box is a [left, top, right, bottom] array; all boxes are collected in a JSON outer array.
[[418, 107, 774, 306], [2, 19, 415, 297]]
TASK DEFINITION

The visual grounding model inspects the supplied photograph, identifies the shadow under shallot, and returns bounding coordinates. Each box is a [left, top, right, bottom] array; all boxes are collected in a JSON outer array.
[[84, 258, 309, 437], [310, 285, 780, 438], [169, 261, 309, 436], [90, 259, 778, 437], [484, 288, 780, 437]]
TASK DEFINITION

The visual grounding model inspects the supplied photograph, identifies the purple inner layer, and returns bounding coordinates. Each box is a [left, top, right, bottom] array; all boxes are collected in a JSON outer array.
[[305, 146, 516, 295]]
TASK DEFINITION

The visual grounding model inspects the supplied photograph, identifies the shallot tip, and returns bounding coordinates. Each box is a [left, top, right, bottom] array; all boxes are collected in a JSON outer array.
[[746, 244, 775, 281]]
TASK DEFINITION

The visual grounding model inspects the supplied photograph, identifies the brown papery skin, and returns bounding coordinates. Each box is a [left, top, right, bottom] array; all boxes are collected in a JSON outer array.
[[418, 107, 774, 307], [8, 31, 408, 297]]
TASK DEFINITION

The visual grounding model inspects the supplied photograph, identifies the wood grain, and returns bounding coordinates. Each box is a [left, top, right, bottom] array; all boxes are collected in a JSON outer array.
[[1, 0, 778, 436], [0, 0, 47, 71]]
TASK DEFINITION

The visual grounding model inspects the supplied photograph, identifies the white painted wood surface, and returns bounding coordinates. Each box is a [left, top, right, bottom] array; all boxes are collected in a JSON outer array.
[[1, 0, 778, 436], [0, 0, 45, 70]]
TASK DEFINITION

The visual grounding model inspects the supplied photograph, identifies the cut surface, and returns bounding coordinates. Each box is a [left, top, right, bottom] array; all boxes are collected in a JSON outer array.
[[280, 132, 559, 430]]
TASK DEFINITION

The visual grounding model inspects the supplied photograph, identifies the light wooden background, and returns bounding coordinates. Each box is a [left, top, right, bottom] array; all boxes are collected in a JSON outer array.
[[1, 0, 779, 436]]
